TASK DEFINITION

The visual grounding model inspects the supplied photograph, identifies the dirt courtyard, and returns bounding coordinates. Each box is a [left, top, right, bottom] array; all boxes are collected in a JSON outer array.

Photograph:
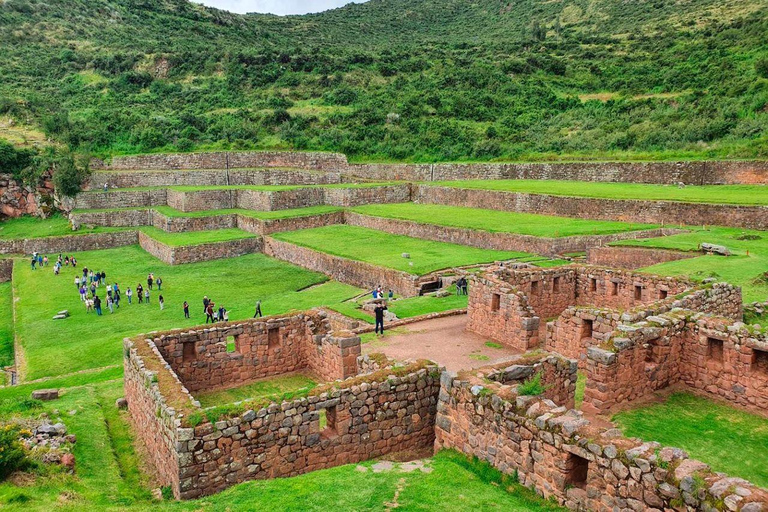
[[362, 314, 522, 372]]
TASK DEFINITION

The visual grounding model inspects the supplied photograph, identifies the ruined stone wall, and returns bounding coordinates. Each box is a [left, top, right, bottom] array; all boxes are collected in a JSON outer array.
[[575, 267, 691, 310], [415, 185, 768, 230], [435, 374, 768, 511], [492, 267, 578, 320], [545, 308, 619, 365], [0, 173, 55, 218], [483, 355, 578, 409], [74, 189, 168, 210], [353, 160, 768, 185], [263, 237, 422, 297], [466, 276, 540, 351], [137, 231, 262, 265], [586, 246, 697, 269], [93, 151, 349, 171], [0, 231, 139, 255]]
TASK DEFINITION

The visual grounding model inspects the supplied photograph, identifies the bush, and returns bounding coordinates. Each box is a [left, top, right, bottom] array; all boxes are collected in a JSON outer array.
[[49, 151, 91, 198], [517, 372, 547, 396], [0, 139, 35, 181], [0, 424, 30, 480]]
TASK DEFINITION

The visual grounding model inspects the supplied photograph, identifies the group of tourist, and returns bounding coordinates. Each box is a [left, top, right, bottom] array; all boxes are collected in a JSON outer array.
[[371, 286, 394, 300], [202, 296, 229, 323], [32, 253, 79, 275], [455, 277, 469, 295]]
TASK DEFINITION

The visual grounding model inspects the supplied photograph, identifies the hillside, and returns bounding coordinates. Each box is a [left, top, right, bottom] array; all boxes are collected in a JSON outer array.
[[0, 0, 766, 161]]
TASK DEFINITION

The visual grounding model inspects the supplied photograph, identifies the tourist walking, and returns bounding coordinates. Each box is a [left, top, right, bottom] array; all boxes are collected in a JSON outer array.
[[156, 277, 162, 291], [126, 287, 133, 304], [147, 274, 153, 290], [205, 302, 215, 324], [93, 295, 102, 316], [374, 301, 387, 335], [203, 296, 210, 314], [253, 299, 262, 318], [74, 275, 80, 289], [79, 285, 87, 302], [144, 288, 150, 304], [107, 295, 114, 314], [159, 295, 164, 310], [217, 306, 225, 322], [183, 301, 190, 318], [137, 284, 143, 303]]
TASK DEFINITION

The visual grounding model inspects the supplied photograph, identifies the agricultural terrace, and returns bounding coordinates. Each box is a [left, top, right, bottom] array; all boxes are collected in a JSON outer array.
[[90, 182, 399, 193], [72, 205, 343, 220], [612, 226, 768, 302], [0, 214, 124, 240], [138, 227, 256, 246], [432, 180, 768, 206], [351, 203, 658, 236], [271, 225, 551, 274]]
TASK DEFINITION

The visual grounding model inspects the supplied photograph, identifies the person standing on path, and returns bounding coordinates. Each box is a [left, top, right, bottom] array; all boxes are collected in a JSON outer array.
[[147, 274, 153, 290], [137, 284, 143, 303], [253, 300, 262, 318], [183, 301, 190, 319], [159, 295, 164, 310], [144, 288, 150, 304], [203, 296, 210, 315], [93, 295, 102, 316], [205, 302, 215, 324], [74, 275, 80, 289], [374, 301, 387, 335], [107, 295, 114, 314], [126, 287, 133, 304], [156, 277, 162, 291]]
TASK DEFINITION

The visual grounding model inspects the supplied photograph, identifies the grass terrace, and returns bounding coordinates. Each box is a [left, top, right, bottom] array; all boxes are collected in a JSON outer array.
[[194, 373, 318, 408], [612, 227, 768, 303], [138, 227, 257, 246], [431, 180, 768, 206], [0, 214, 125, 240], [614, 393, 768, 488], [271, 225, 540, 274], [12, 247, 362, 381], [151, 205, 343, 219], [95, 182, 400, 193], [351, 203, 658, 236]]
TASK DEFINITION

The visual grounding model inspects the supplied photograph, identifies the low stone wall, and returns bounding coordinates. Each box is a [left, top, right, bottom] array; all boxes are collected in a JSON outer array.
[[237, 188, 325, 211], [263, 237, 422, 297], [352, 160, 768, 185], [93, 151, 349, 171], [71, 209, 152, 228], [0, 231, 139, 255], [587, 246, 698, 269], [435, 373, 768, 511], [0, 259, 13, 282], [74, 189, 168, 210], [237, 211, 345, 236], [153, 212, 237, 233], [167, 189, 234, 212], [345, 212, 679, 257], [89, 169, 343, 190], [416, 185, 768, 230], [323, 184, 412, 207], [137, 231, 262, 265]]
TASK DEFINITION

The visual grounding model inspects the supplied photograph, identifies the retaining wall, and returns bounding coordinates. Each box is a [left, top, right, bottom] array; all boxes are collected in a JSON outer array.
[[0, 231, 139, 255], [93, 151, 349, 171], [586, 246, 698, 269], [415, 185, 768, 230], [74, 189, 168, 210], [89, 169, 342, 190], [137, 231, 262, 265]]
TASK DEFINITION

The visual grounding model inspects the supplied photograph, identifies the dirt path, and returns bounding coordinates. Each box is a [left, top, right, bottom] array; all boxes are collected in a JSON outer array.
[[362, 314, 521, 372]]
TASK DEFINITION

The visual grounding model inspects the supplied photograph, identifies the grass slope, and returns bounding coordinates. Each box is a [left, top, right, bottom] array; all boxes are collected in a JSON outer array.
[[13, 247, 361, 381], [614, 393, 768, 488], [272, 225, 531, 274], [0, 281, 13, 368], [0, 214, 125, 240], [434, 180, 768, 206], [351, 203, 658, 236], [138, 227, 256, 246], [612, 227, 768, 302]]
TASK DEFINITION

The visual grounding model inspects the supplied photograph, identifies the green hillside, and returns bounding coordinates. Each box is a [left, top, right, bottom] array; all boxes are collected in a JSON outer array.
[[0, 0, 766, 161]]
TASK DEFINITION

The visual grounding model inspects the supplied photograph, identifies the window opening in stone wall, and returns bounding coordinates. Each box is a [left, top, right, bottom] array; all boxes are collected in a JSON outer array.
[[491, 293, 501, 311], [183, 341, 196, 362], [644, 338, 661, 364], [590, 278, 597, 292], [553, 276, 560, 292], [319, 406, 337, 438], [611, 282, 618, 296], [634, 285, 642, 300], [268, 326, 280, 350], [531, 281, 539, 294], [752, 349, 768, 376], [581, 319, 593, 340], [565, 453, 589, 489], [658, 289, 668, 300], [707, 337, 724, 362], [226, 335, 237, 354]]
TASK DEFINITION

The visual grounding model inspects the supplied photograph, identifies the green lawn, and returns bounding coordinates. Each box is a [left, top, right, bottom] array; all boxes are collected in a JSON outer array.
[[433, 180, 768, 206], [0, 214, 125, 240], [195, 373, 317, 408], [614, 393, 768, 488], [138, 227, 257, 246], [612, 227, 768, 303], [351, 203, 657, 237], [272, 225, 532, 274], [13, 247, 361, 381], [0, 282, 13, 368]]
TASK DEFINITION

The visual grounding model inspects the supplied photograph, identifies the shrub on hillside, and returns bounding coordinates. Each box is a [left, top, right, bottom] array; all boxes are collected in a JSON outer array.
[[0, 424, 31, 481]]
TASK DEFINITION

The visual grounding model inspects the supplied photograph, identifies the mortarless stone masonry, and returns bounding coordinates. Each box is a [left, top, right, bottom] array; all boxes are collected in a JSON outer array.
[[137, 231, 263, 265], [92, 151, 349, 172], [586, 245, 698, 269]]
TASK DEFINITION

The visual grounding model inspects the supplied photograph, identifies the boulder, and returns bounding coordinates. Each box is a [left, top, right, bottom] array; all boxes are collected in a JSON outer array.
[[701, 243, 730, 256], [32, 389, 59, 401], [115, 397, 128, 410]]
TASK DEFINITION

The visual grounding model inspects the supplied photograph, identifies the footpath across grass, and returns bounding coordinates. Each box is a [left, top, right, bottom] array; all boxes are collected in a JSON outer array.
[[13, 247, 361, 381], [614, 393, 768, 488], [612, 227, 768, 303], [432, 180, 768, 206], [351, 203, 658, 237], [272, 225, 532, 274]]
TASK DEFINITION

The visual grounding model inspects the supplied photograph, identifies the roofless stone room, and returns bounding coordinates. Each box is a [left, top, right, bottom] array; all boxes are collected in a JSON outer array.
[[0, 0, 767, 509]]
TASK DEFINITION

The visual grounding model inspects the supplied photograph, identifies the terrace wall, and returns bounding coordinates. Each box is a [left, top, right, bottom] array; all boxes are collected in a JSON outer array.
[[263, 237, 423, 297], [72, 209, 152, 228], [236, 188, 325, 211], [323, 184, 412, 207], [89, 169, 342, 190], [236, 211, 345, 236], [0, 231, 139, 255], [92, 151, 349, 171], [167, 189, 234, 212], [344, 212, 678, 257], [0, 259, 13, 282], [152, 212, 237, 233], [586, 246, 698, 269], [74, 189, 168, 210], [434, 374, 768, 511], [137, 231, 262, 265], [415, 185, 768, 230]]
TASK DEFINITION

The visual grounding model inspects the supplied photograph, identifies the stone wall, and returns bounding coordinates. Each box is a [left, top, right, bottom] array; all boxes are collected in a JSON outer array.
[[137, 231, 262, 265], [89, 169, 342, 190], [0, 230, 139, 255], [263, 237, 423, 297], [435, 373, 768, 511], [72, 208, 152, 228], [93, 151, 349, 171], [74, 189, 167, 210], [345, 212, 679, 257], [0, 259, 13, 282], [167, 189, 234, 212], [352, 160, 768, 185], [323, 184, 412, 207], [237, 188, 325, 211], [482, 354, 578, 409], [587, 246, 698, 269], [0, 173, 56, 218], [237, 211, 345, 236], [416, 185, 768, 230]]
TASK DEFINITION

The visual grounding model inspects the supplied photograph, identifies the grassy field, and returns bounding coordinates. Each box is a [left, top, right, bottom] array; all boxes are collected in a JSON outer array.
[[138, 227, 257, 246], [612, 227, 768, 303], [195, 373, 317, 408], [351, 203, 658, 236], [271, 225, 532, 274], [12, 247, 362, 381], [614, 393, 768, 488], [0, 282, 13, 369], [0, 214, 125, 240], [0, 379, 564, 511], [433, 180, 768, 206]]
